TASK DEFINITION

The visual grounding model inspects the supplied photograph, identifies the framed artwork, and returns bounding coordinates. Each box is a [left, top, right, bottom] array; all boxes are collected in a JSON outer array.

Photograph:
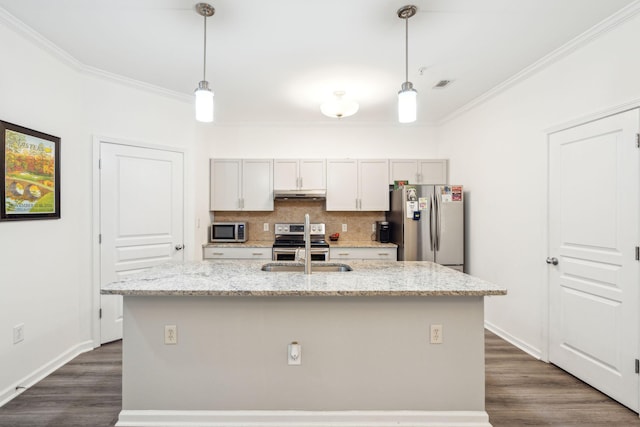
[[1, 121, 60, 220]]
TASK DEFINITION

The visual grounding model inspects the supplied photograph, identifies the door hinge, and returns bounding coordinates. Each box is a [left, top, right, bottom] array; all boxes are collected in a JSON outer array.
[[636, 246, 639, 261], [99, 308, 102, 319], [98, 158, 102, 169], [636, 133, 640, 148], [99, 234, 102, 244]]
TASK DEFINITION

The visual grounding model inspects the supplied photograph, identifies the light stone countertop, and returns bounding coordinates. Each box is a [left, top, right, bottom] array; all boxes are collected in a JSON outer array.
[[202, 241, 397, 248], [101, 260, 506, 297], [203, 241, 272, 248], [328, 240, 397, 248]]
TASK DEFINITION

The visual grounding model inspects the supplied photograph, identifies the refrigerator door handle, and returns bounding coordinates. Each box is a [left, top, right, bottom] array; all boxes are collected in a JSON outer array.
[[429, 193, 435, 252], [435, 191, 441, 251]]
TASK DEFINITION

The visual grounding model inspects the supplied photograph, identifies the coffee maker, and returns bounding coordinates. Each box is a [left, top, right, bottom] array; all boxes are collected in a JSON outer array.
[[376, 221, 390, 243]]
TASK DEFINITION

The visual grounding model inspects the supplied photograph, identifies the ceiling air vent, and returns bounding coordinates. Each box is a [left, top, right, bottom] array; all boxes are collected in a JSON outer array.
[[433, 80, 452, 89]]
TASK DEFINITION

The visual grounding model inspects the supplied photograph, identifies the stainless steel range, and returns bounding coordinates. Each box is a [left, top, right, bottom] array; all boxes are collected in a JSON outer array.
[[272, 223, 329, 261]]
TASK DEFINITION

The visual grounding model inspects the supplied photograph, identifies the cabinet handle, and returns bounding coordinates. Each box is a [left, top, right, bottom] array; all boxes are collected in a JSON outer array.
[[299, 177, 303, 188], [378, 253, 389, 256], [212, 252, 224, 256], [338, 253, 350, 256], [252, 252, 264, 256]]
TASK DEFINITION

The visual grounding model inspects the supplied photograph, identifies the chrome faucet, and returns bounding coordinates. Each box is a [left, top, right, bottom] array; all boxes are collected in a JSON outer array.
[[304, 213, 311, 274]]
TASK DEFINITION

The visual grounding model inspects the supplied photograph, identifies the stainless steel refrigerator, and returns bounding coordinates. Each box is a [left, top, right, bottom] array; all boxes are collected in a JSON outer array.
[[387, 185, 464, 272]]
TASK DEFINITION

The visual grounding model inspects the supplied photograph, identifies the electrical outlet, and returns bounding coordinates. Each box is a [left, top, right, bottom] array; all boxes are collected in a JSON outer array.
[[372, 223, 376, 232], [13, 324, 24, 344], [288, 341, 301, 365], [342, 224, 348, 232], [430, 324, 443, 344], [263, 223, 269, 232], [164, 325, 178, 345]]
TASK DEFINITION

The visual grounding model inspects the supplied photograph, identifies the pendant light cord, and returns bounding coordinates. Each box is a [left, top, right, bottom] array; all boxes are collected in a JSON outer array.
[[404, 15, 409, 83], [202, 14, 207, 81]]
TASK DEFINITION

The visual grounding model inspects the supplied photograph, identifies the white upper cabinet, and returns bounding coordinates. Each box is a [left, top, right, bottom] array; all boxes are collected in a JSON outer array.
[[389, 159, 449, 185], [210, 159, 273, 211], [326, 159, 389, 211], [274, 159, 326, 190]]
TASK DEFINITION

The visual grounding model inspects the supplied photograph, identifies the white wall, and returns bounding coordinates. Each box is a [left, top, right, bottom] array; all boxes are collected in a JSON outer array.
[[0, 16, 196, 405], [437, 10, 640, 357]]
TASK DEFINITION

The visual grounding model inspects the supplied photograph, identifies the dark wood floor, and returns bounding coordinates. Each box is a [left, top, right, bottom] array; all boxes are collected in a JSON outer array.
[[1, 331, 639, 426]]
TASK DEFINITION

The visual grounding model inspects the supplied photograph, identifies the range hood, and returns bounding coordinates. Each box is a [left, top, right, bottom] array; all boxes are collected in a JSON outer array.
[[273, 189, 327, 200]]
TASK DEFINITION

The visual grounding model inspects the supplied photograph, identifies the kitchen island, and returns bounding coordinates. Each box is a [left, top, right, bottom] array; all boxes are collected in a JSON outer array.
[[102, 260, 506, 427]]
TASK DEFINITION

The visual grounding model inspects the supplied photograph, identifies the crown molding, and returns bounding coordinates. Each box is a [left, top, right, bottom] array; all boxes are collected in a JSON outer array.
[[437, 0, 640, 126], [0, 6, 191, 104]]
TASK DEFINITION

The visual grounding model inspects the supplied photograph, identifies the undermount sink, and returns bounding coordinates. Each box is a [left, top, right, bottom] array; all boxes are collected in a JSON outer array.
[[261, 263, 352, 272]]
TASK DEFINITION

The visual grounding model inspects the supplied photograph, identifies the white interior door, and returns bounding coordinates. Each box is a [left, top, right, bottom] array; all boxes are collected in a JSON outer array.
[[548, 109, 639, 411], [99, 142, 184, 344]]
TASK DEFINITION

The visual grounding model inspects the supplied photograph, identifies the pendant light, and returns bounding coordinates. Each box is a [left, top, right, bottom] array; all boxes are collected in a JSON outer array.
[[397, 5, 417, 123], [194, 3, 215, 123], [320, 91, 359, 119]]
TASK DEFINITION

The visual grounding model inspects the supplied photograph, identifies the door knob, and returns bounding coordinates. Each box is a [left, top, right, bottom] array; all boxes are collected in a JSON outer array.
[[546, 257, 558, 265], [175, 244, 184, 251]]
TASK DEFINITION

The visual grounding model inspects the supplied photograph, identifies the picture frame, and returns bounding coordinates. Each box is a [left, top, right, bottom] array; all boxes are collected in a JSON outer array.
[[1, 121, 60, 221]]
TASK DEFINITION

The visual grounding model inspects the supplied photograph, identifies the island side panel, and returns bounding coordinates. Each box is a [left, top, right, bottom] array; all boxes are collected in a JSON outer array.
[[122, 295, 485, 411]]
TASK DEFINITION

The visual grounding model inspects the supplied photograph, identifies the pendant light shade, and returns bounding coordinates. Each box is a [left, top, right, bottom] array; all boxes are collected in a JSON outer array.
[[194, 3, 215, 123], [321, 91, 359, 119], [398, 82, 417, 123], [195, 81, 214, 123], [397, 5, 417, 123]]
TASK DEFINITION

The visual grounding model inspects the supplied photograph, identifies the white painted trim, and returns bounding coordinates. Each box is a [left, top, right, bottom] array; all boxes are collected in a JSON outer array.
[[439, 0, 640, 125], [0, 340, 93, 407], [485, 320, 542, 360], [115, 410, 491, 427], [0, 6, 190, 104], [545, 98, 640, 134], [91, 135, 190, 346]]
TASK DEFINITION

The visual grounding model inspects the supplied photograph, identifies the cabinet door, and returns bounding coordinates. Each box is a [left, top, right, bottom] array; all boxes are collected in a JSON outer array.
[[389, 159, 418, 184], [299, 159, 326, 190], [273, 159, 299, 190], [359, 159, 389, 211], [242, 159, 273, 211], [329, 247, 397, 261], [326, 160, 358, 211], [203, 247, 271, 259], [418, 159, 448, 184], [211, 159, 241, 210]]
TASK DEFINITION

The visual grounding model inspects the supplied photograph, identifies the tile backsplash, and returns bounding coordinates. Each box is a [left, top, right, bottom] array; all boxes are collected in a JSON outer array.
[[213, 200, 385, 242]]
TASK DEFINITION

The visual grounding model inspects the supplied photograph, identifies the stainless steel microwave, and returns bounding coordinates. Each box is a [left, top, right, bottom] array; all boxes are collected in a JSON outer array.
[[210, 222, 247, 243]]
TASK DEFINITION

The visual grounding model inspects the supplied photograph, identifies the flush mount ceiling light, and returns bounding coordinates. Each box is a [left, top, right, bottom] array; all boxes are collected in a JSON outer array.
[[320, 91, 359, 119], [397, 5, 417, 124], [194, 3, 215, 123]]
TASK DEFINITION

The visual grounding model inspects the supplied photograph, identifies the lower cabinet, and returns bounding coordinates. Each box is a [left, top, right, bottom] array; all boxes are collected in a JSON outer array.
[[330, 247, 397, 261], [203, 247, 272, 260]]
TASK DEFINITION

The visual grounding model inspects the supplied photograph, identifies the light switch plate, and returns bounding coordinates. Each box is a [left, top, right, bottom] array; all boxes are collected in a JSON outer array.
[[288, 342, 301, 365], [342, 224, 348, 232], [263, 223, 269, 231]]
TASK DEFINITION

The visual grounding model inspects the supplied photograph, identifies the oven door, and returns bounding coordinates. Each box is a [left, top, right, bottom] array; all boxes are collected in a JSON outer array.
[[272, 247, 329, 261]]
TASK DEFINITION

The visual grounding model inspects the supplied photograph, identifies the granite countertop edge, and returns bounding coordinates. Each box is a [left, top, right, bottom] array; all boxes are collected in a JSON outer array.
[[102, 260, 507, 297], [202, 241, 397, 248]]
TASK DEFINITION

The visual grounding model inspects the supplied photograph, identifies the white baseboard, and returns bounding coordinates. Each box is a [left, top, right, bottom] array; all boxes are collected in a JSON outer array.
[[115, 410, 492, 427], [0, 340, 95, 407], [485, 321, 542, 360]]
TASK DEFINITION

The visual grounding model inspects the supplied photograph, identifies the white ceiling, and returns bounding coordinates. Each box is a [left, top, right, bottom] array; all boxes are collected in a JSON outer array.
[[0, 0, 636, 125]]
